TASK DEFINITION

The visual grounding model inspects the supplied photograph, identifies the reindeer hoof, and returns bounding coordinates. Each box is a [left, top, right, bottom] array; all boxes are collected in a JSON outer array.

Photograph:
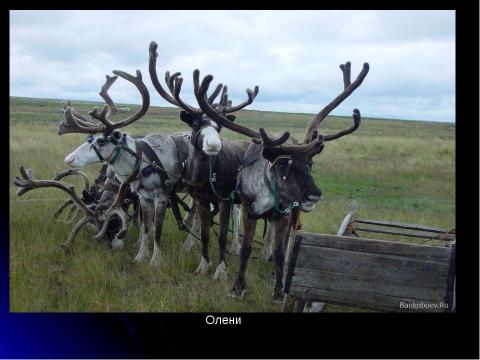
[[111, 238, 124, 250], [229, 279, 246, 299], [60, 243, 73, 255], [228, 287, 247, 300], [212, 261, 228, 281], [150, 254, 162, 267], [181, 237, 195, 253], [134, 250, 150, 263], [272, 287, 284, 303], [194, 257, 211, 275], [230, 243, 241, 256], [262, 250, 273, 262]]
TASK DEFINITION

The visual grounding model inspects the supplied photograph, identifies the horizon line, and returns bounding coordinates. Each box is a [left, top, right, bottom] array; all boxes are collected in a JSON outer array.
[[9, 95, 456, 125]]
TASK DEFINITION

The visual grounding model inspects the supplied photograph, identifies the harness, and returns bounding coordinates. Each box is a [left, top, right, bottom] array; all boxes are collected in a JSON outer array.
[[264, 156, 300, 216], [207, 155, 238, 236], [88, 133, 190, 231], [186, 121, 239, 234]]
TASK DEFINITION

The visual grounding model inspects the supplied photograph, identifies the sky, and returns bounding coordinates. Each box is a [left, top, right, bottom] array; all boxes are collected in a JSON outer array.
[[10, 10, 455, 122]]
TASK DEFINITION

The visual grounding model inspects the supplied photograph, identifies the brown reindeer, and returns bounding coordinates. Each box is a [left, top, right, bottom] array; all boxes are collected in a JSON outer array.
[[148, 41, 256, 280], [194, 61, 369, 300]]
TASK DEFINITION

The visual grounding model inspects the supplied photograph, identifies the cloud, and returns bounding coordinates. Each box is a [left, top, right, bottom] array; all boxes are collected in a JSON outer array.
[[10, 10, 455, 122]]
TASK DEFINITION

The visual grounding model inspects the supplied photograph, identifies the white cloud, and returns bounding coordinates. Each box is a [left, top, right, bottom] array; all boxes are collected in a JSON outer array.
[[10, 10, 455, 122]]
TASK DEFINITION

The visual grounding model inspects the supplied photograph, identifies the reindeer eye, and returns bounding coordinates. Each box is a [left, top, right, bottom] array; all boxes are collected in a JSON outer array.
[[96, 138, 107, 146]]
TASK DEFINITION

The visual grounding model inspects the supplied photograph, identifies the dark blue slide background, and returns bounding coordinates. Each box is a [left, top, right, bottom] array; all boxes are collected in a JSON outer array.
[[2, 2, 479, 359]]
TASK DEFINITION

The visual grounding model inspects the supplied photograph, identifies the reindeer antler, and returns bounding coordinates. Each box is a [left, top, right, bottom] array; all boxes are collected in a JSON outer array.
[[149, 40, 232, 116], [14, 166, 105, 253], [58, 69, 150, 135], [93, 180, 129, 242], [52, 168, 91, 222], [15, 165, 96, 217], [193, 70, 263, 139], [303, 62, 369, 143]]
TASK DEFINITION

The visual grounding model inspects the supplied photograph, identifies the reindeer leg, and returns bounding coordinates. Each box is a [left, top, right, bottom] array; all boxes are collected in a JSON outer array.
[[60, 216, 91, 254], [272, 216, 291, 302], [181, 200, 199, 252], [135, 198, 153, 263], [182, 213, 200, 252], [110, 210, 128, 250], [262, 220, 275, 262], [229, 204, 241, 256], [213, 200, 230, 281], [194, 199, 212, 275], [150, 197, 167, 267], [230, 207, 257, 299]]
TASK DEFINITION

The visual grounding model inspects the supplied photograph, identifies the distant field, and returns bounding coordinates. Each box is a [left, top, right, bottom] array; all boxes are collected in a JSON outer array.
[[9, 96, 455, 312]]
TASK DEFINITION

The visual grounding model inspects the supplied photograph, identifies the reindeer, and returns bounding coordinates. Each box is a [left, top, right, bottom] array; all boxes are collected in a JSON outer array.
[[148, 41, 253, 280], [15, 164, 140, 253], [194, 61, 370, 300], [58, 68, 193, 266]]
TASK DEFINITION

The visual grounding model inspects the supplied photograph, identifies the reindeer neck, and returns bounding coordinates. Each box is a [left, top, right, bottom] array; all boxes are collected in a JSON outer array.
[[109, 136, 145, 183], [186, 140, 250, 193], [186, 144, 210, 185]]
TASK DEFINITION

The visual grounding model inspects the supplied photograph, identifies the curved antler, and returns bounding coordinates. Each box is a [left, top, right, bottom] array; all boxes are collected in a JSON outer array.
[[193, 70, 262, 139], [149, 41, 203, 116], [52, 168, 91, 222], [59, 69, 149, 135], [15, 166, 98, 219], [223, 86, 259, 113], [99, 75, 130, 119], [58, 102, 105, 135], [149, 40, 245, 118], [89, 70, 150, 131], [259, 128, 290, 147], [304, 62, 369, 143], [14, 166, 105, 253]]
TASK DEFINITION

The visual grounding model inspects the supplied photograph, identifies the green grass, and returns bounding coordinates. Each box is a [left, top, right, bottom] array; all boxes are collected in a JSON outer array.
[[9, 96, 455, 312]]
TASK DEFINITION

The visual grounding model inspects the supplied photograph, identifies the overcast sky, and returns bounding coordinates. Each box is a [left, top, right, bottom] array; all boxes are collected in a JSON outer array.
[[10, 10, 455, 122]]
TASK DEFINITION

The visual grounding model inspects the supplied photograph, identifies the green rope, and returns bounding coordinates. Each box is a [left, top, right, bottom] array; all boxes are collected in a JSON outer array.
[[108, 147, 122, 165], [270, 176, 299, 215], [208, 157, 236, 235]]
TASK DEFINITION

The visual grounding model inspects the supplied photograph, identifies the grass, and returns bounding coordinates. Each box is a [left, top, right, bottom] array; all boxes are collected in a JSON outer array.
[[9, 96, 455, 312]]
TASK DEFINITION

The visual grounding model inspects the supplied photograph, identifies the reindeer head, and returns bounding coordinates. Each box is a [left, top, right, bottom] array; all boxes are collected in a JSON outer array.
[[148, 41, 259, 157], [192, 61, 369, 214], [60, 70, 150, 169]]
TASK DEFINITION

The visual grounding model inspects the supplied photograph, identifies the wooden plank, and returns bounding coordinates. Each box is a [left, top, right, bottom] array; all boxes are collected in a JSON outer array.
[[282, 294, 296, 312], [303, 301, 326, 312], [337, 200, 357, 236], [291, 267, 447, 302], [288, 285, 447, 312], [355, 226, 455, 241], [292, 298, 306, 312], [295, 246, 448, 287], [298, 233, 451, 262], [355, 218, 454, 234]]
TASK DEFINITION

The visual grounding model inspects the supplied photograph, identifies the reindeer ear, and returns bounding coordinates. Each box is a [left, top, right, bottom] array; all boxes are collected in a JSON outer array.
[[111, 129, 123, 141], [179, 111, 195, 127], [307, 138, 325, 158], [262, 148, 280, 162], [226, 115, 236, 122]]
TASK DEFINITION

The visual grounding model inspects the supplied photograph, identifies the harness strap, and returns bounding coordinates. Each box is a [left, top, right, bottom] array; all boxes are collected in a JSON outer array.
[[208, 156, 236, 202], [126, 140, 142, 183], [91, 144, 105, 162], [138, 140, 173, 193], [266, 158, 299, 216], [169, 191, 186, 230]]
